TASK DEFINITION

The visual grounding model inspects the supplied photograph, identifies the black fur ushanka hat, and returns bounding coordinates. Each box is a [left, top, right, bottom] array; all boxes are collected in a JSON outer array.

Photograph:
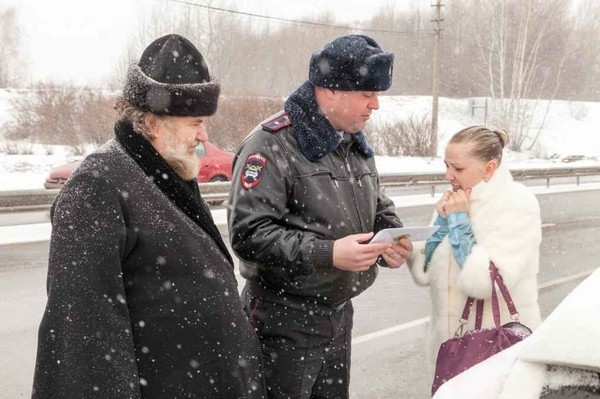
[[309, 34, 394, 92], [123, 34, 220, 116]]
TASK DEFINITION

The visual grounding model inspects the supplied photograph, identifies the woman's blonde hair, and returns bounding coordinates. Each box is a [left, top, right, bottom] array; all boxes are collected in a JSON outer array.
[[449, 125, 509, 164]]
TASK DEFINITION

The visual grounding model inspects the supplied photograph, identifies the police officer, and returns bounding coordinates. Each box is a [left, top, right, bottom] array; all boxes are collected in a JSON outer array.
[[228, 35, 413, 399]]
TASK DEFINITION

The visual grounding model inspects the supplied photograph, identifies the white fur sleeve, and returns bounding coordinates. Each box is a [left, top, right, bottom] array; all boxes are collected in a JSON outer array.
[[456, 189, 541, 299], [406, 240, 430, 286]]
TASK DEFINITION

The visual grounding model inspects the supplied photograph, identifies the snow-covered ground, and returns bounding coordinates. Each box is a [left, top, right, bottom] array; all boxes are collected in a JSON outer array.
[[375, 96, 600, 160], [1, 89, 600, 246], [2, 90, 599, 191], [0, 90, 600, 245]]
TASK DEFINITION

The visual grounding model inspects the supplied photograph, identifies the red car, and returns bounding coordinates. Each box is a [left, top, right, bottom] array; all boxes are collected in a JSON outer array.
[[44, 141, 234, 189]]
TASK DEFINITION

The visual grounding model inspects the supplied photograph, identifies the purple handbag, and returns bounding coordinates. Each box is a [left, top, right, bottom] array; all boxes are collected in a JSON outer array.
[[431, 262, 532, 396]]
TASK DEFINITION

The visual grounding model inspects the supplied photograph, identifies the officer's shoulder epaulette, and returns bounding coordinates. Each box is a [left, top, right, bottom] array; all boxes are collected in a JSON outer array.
[[262, 113, 291, 133]]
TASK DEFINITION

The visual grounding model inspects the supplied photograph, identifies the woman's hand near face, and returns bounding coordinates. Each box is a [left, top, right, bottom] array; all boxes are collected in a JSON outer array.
[[444, 188, 471, 214], [436, 190, 453, 218]]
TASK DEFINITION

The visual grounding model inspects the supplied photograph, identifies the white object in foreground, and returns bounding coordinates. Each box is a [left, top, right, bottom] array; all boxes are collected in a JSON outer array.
[[434, 267, 600, 399]]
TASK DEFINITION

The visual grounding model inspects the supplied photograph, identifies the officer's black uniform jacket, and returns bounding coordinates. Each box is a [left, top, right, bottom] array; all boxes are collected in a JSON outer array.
[[32, 121, 266, 399], [228, 81, 402, 309]]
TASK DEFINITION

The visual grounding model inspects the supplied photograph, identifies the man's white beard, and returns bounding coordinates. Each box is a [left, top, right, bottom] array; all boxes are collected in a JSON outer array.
[[161, 132, 200, 181]]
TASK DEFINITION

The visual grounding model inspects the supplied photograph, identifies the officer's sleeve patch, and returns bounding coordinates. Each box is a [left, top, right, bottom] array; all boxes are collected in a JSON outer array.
[[241, 153, 267, 189]]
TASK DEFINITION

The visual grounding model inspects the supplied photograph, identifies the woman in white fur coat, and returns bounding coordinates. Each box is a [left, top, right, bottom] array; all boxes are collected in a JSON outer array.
[[407, 126, 543, 372]]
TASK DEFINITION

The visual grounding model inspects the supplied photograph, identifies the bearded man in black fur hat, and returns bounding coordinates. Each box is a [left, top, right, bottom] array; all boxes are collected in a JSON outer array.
[[228, 35, 413, 398], [32, 34, 266, 399]]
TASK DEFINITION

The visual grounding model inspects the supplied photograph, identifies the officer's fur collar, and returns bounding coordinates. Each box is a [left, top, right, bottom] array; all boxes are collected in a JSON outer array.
[[284, 81, 374, 162], [114, 120, 233, 265]]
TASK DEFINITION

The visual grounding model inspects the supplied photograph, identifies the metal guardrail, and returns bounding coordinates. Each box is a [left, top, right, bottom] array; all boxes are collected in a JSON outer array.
[[0, 182, 233, 212], [378, 166, 600, 186], [1, 166, 600, 212]]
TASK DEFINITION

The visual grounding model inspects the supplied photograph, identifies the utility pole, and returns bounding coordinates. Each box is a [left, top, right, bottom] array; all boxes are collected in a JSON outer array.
[[431, 0, 444, 157]]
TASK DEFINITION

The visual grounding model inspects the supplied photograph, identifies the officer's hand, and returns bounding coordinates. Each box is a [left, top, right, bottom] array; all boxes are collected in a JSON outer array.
[[381, 237, 413, 268], [333, 233, 391, 272]]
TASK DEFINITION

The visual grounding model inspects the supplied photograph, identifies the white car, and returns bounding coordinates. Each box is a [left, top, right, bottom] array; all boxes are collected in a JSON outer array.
[[434, 268, 600, 399]]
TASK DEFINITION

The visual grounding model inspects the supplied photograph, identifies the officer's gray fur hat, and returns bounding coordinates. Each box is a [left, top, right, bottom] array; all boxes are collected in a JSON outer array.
[[309, 35, 394, 91], [123, 34, 219, 116]]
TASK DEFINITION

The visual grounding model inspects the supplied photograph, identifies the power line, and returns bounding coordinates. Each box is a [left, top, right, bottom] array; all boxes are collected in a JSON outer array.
[[168, 0, 429, 36]]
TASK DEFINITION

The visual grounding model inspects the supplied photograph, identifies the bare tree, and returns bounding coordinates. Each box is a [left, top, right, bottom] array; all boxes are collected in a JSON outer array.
[[5, 83, 117, 153], [367, 114, 433, 157], [0, 7, 25, 87], [103, 0, 600, 104], [77, 90, 119, 146], [451, 0, 573, 150], [366, 2, 430, 96], [206, 96, 282, 150], [566, 0, 600, 100]]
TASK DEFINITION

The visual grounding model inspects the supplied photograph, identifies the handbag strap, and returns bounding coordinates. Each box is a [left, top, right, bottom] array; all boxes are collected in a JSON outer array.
[[460, 297, 475, 320], [489, 262, 519, 316], [458, 261, 520, 332], [459, 295, 492, 331], [475, 299, 484, 329]]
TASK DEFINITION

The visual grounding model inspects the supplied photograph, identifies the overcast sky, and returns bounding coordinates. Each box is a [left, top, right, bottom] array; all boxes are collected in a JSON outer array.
[[6, 0, 418, 85]]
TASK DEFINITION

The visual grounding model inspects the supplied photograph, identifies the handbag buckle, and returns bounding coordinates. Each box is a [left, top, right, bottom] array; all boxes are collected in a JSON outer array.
[[510, 312, 521, 323], [454, 318, 467, 338]]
